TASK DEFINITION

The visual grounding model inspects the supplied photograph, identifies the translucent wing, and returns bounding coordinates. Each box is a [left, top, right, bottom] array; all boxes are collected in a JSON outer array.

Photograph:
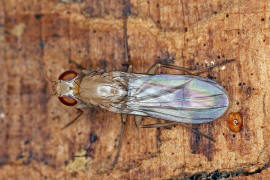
[[126, 74, 229, 124]]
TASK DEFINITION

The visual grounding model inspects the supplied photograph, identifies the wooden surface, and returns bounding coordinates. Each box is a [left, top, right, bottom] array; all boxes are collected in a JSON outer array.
[[1, 0, 270, 179]]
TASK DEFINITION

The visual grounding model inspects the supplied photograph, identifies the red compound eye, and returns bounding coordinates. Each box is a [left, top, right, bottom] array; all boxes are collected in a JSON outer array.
[[58, 70, 78, 81], [58, 96, 77, 106]]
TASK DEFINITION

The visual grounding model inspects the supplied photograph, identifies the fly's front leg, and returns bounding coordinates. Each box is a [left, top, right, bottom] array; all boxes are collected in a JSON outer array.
[[147, 59, 235, 75], [69, 59, 105, 75], [111, 114, 127, 170], [69, 59, 85, 70], [61, 109, 83, 130], [68, 60, 92, 75]]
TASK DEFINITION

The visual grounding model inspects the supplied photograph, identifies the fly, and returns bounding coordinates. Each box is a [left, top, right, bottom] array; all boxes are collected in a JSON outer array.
[[56, 68, 231, 124], [54, 16, 234, 170]]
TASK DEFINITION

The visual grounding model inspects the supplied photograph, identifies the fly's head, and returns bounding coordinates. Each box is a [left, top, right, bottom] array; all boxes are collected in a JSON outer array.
[[56, 70, 80, 106]]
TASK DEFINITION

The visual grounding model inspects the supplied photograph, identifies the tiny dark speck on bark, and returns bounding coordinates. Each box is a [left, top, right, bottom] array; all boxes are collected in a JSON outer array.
[[89, 132, 98, 143]]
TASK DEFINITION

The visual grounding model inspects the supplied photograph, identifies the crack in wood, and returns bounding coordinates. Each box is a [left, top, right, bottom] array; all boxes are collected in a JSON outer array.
[[168, 156, 270, 180], [262, 93, 266, 123]]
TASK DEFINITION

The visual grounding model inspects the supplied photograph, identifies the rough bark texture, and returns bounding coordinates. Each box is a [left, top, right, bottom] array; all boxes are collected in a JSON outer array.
[[1, 0, 270, 179]]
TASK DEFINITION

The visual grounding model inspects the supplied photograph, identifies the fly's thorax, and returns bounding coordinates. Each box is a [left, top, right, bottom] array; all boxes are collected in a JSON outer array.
[[78, 74, 128, 107]]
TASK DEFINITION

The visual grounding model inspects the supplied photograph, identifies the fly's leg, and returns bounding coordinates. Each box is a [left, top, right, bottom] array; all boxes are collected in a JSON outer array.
[[141, 122, 215, 142], [147, 59, 235, 75], [61, 109, 83, 130], [135, 119, 215, 142], [127, 64, 133, 73], [147, 57, 192, 75], [122, 16, 143, 130], [111, 114, 127, 170], [68, 60, 101, 75], [68, 59, 86, 70], [121, 14, 133, 73], [134, 115, 143, 128], [192, 59, 235, 75], [108, 7, 131, 170], [123, 15, 129, 64]]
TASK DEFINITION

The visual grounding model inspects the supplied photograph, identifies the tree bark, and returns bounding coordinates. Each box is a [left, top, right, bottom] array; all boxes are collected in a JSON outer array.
[[1, 0, 270, 179]]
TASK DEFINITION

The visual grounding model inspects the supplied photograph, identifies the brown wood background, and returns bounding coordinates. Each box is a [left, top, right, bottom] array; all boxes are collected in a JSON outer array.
[[1, 0, 270, 179]]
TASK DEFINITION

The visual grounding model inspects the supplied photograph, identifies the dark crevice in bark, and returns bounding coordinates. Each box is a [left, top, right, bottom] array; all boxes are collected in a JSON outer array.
[[175, 157, 270, 180]]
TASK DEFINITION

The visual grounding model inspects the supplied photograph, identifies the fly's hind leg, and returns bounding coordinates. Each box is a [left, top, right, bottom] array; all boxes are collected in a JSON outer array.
[[147, 56, 192, 75], [147, 59, 235, 75], [68, 60, 103, 75], [135, 119, 215, 142], [141, 122, 215, 142]]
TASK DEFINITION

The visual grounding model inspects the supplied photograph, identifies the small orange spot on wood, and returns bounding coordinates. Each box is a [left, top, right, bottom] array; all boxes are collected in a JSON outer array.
[[227, 112, 243, 132]]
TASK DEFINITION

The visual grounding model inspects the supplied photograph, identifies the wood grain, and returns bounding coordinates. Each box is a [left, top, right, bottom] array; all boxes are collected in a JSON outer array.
[[1, 0, 270, 179]]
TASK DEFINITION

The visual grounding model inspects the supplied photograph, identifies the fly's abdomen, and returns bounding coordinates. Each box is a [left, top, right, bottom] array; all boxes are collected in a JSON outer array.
[[126, 74, 229, 124]]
